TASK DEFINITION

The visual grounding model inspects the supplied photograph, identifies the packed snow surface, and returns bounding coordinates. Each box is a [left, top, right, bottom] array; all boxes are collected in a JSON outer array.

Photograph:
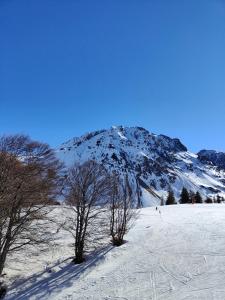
[[6, 204, 225, 300]]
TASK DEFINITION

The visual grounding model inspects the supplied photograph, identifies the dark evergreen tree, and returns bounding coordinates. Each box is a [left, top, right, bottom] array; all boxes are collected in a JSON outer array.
[[195, 191, 203, 203], [216, 195, 222, 203], [205, 197, 213, 203], [179, 187, 190, 204], [166, 189, 176, 205]]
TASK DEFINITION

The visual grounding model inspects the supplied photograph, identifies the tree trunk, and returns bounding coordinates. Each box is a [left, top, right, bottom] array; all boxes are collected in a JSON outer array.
[[74, 241, 85, 264], [74, 247, 85, 264], [0, 254, 6, 276]]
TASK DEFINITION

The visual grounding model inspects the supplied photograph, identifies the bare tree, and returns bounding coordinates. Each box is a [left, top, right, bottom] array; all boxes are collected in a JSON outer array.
[[64, 160, 111, 264], [109, 175, 138, 246], [0, 134, 63, 275]]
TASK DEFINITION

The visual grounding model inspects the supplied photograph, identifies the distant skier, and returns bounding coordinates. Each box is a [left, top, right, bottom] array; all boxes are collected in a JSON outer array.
[[156, 206, 162, 216]]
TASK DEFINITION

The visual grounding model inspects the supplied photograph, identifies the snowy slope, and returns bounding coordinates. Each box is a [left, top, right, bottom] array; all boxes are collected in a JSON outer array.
[[6, 204, 225, 300], [57, 126, 225, 206]]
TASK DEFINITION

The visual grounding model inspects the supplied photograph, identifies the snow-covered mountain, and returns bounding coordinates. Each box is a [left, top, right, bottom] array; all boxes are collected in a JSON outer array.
[[57, 126, 225, 206], [197, 150, 225, 170]]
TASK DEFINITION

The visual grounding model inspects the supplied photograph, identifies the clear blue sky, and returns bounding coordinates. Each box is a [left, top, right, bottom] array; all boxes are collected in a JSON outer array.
[[0, 0, 225, 152]]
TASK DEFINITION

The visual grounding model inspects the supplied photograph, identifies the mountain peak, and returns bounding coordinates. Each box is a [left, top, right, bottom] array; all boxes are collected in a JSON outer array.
[[57, 126, 225, 206]]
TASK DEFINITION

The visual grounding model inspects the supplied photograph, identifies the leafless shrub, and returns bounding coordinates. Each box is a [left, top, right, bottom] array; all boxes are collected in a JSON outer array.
[[109, 174, 138, 246]]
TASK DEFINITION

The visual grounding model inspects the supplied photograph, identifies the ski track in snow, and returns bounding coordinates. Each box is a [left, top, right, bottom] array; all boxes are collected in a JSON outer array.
[[6, 204, 225, 300]]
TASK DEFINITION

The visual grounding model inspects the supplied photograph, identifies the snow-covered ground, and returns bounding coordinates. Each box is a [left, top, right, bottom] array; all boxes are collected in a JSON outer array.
[[6, 204, 225, 300]]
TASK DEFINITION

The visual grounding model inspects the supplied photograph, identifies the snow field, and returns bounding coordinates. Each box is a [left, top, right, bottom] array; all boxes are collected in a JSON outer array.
[[6, 204, 225, 300]]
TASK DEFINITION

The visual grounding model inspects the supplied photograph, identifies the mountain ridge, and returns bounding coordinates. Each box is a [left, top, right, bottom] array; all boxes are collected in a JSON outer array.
[[57, 126, 225, 206]]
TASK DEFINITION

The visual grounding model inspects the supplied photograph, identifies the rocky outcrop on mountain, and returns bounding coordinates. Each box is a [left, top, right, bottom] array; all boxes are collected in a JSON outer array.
[[197, 150, 225, 170]]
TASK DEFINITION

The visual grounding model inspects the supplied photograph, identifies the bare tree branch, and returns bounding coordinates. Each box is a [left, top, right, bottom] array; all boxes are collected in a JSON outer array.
[[0, 134, 64, 275], [63, 161, 111, 264]]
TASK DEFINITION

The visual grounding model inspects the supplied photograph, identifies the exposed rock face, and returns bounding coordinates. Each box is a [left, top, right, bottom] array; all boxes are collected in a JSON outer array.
[[57, 126, 225, 206], [197, 150, 225, 170]]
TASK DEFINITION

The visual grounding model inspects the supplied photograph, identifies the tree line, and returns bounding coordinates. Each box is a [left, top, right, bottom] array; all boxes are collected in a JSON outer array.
[[165, 187, 224, 205]]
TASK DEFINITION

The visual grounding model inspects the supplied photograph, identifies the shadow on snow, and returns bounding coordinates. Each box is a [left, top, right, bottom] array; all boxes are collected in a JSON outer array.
[[7, 245, 113, 300]]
